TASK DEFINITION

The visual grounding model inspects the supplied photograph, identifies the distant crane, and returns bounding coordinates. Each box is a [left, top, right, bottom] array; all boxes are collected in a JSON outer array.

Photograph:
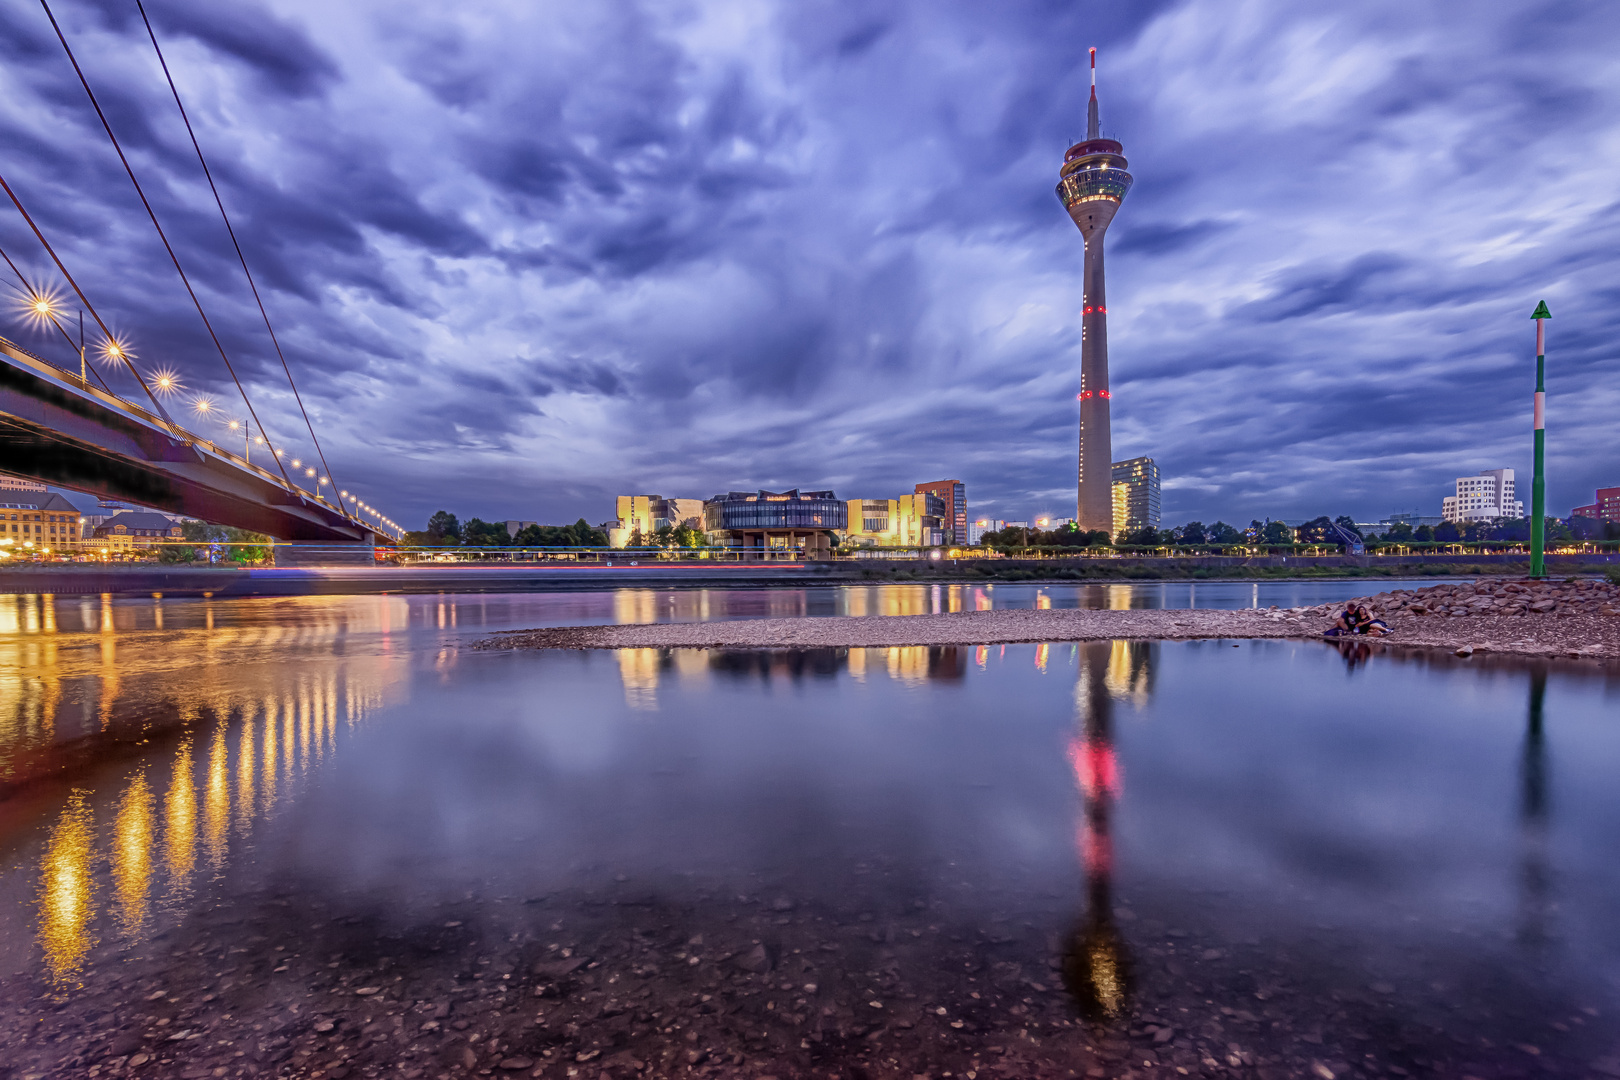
[[1328, 521, 1365, 555]]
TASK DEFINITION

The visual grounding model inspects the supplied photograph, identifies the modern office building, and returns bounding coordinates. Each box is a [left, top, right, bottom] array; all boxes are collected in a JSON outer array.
[[845, 498, 898, 545], [845, 493, 948, 547], [1058, 50, 1134, 533], [914, 480, 966, 544], [1441, 469, 1523, 522], [1110, 457, 1160, 535], [611, 495, 706, 547], [1572, 487, 1620, 523], [1, 491, 83, 551], [704, 489, 846, 558], [896, 492, 947, 547]]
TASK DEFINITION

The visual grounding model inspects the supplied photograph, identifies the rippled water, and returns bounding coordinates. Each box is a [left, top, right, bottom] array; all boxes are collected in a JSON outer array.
[[1, 586, 1616, 1079]]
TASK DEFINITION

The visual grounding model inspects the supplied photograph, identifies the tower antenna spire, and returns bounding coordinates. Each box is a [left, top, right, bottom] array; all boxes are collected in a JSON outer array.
[[1087, 47, 1101, 140]]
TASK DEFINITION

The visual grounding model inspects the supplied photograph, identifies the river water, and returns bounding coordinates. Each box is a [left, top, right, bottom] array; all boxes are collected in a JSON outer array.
[[1, 584, 1616, 1079]]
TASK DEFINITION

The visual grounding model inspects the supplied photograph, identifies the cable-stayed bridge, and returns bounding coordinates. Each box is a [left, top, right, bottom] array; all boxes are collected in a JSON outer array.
[[0, 0, 403, 555], [0, 333, 379, 545]]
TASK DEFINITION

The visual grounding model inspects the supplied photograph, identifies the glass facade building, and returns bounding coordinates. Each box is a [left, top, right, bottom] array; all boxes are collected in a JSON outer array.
[[1110, 457, 1160, 534], [704, 489, 846, 558]]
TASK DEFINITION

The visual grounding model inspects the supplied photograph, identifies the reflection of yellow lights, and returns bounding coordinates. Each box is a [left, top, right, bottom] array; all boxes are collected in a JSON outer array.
[[1035, 643, 1050, 671], [1087, 941, 1124, 1016], [618, 648, 661, 710], [205, 723, 229, 867], [112, 771, 154, 938], [885, 646, 930, 684], [236, 712, 256, 835], [164, 738, 197, 896], [262, 699, 278, 811], [37, 791, 95, 986]]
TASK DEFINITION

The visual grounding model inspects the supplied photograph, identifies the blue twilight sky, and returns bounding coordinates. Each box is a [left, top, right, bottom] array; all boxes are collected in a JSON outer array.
[[2, 0, 1617, 530]]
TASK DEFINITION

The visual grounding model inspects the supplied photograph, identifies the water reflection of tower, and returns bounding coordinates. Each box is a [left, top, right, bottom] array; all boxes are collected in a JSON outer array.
[[1062, 640, 1133, 1017], [1517, 666, 1551, 945]]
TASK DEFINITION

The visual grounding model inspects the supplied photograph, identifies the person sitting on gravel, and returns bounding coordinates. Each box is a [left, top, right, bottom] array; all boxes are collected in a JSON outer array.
[[1325, 603, 1392, 637], [1356, 604, 1392, 636]]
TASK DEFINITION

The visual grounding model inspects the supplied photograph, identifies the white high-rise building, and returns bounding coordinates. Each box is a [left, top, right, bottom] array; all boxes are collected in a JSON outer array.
[[1442, 469, 1523, 522]]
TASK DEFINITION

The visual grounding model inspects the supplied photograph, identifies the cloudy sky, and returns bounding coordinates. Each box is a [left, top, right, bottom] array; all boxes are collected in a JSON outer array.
[[2, 0, 1617, 530]]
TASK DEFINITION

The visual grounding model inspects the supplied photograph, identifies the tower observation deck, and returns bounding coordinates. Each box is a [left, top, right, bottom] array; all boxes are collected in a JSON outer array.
[[1057, 48, 1133, 534]]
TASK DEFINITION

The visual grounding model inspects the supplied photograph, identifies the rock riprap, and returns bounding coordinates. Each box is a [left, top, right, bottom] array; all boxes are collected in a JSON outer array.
[[1298, 578, 1620, 621]]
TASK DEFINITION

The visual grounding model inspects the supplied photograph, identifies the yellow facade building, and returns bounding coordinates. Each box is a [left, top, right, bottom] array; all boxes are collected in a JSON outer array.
[[0, 492, 84, 555], [843, 492, 946, 547], [611, 495, 705, 548]]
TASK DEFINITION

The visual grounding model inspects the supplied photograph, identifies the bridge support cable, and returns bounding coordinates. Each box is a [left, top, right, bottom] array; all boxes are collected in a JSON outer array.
[[38, 0, 301, 497], [0, 240, 118, 395], [0, 170, 173, 420], [135, 0, 351, 518]]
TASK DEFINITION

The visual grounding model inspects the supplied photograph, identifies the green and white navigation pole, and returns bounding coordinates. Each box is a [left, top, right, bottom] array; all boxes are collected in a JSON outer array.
[[1530, 300, 1551, 579]]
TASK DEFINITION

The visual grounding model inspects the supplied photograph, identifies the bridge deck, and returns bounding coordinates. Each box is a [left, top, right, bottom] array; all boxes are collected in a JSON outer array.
[[0, 334, 378, 543]]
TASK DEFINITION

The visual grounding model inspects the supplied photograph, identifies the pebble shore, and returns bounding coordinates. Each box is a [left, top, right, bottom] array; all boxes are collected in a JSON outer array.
[[477, 580, 1620, 662], [7, 868, 1613, 1080]]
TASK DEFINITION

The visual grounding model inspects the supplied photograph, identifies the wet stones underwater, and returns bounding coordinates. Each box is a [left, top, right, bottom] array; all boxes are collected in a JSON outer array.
[[5, 861, 1615, 1080]]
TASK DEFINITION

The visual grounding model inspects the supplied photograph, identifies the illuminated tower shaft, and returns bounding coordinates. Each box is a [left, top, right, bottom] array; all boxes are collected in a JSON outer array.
[[1057, 50, 1133, 533]]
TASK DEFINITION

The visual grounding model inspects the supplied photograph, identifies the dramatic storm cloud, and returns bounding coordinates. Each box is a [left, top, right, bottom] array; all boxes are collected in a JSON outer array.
[[2, 0, 1617, 528]]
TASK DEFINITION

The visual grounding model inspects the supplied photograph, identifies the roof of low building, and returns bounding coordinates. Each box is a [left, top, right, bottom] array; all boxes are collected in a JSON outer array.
[[96, 511, 180, 532], [0, 491, 81, 512]]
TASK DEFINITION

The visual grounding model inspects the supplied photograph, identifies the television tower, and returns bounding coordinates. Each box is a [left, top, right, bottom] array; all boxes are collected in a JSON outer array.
[[1057, 48, 1133, 533]]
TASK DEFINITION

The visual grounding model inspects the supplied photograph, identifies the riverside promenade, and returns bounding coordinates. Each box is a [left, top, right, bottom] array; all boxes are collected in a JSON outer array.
[[0, 551, 1617, 597]]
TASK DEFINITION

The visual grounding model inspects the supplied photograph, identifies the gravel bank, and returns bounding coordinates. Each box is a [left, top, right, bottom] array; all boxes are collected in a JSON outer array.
[[477, 579, 1620, 661]]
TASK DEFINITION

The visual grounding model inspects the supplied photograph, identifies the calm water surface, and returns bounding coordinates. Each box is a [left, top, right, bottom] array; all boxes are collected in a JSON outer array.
[[0, 586, 1615, 1080]]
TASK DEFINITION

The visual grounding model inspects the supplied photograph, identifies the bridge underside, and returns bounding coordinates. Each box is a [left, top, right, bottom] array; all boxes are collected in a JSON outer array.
[[0, 337, 374, 544]]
